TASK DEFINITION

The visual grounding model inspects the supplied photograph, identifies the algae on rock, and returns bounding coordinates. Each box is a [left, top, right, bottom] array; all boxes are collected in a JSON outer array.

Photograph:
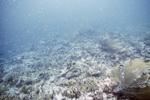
[[111, 58, 150, 100], [62, 77, 98, 99], [63, 85, 81, 99], [0, 85, 7, 96], [81, 77, 98, 92], [20, 85, 34, 94]]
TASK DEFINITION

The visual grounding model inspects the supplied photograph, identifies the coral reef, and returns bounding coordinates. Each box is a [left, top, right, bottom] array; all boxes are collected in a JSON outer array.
[[144, 51, 150, 62], [20, 85, 34, 94], [81, 77, 98, 92], [144, 31, 150, 46], [111, 58, 150, 100], [0, 94, 20, 100], [62, 77, 98, 99], [63, 86, 81, 99], [99, 35, 124, 53], [1, 24, 150, 100], [0, 85, 7, 96], [4, 72, 20, 86]]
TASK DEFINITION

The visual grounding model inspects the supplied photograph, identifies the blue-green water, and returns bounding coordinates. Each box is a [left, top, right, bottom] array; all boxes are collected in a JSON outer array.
[[0, 0, 150, 100], [0, 0, 150, 57]]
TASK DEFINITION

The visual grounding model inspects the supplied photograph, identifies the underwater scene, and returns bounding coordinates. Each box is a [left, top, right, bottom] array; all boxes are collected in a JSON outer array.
[[0, 0, 150, 100]]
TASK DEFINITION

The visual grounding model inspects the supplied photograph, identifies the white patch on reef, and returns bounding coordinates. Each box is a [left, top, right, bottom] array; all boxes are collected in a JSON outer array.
[[54, 93, 63, 100]]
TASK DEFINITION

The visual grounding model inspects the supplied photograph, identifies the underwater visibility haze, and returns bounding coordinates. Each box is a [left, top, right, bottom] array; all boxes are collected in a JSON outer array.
[[0, 0, 150, 100]]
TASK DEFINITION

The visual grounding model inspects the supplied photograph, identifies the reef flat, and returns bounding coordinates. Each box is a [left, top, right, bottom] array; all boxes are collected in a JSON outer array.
[[0, 24, 150, 100]]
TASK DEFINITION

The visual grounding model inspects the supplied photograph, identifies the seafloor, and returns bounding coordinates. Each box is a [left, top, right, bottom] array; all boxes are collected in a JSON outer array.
[[0, 24, 150, 100]]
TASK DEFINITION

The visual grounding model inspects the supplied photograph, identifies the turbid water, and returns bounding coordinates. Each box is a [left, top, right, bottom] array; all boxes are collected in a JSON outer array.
[[0, 0, 150, 100]]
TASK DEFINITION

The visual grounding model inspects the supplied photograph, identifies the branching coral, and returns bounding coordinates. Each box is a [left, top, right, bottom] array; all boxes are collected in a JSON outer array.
[[111, 59, 150, 100]]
